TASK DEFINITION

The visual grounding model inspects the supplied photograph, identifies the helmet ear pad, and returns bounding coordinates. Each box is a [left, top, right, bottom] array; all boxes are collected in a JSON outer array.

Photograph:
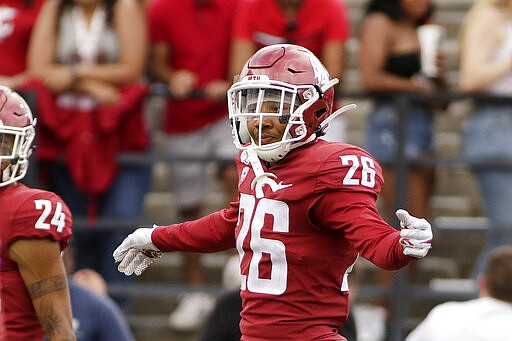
[[297, 86, 334, 139]]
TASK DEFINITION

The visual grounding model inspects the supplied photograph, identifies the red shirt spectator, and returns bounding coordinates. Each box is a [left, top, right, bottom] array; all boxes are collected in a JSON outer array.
[[147, 0, 239, 133], [0, 0, 45, 88], [230, 0, 350, 79], [232, 0, 350, 57]]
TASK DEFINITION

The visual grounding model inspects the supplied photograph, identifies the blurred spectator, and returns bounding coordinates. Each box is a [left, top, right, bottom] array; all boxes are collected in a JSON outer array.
[[230, 0, 351, 142], [0, 0, 40, 110], [405, 245, 512, 340], [358, 1, 445, 337], [59, 243, 135, 341], [0, 0, 44, 90], [459, 0, 512, 276], [198, 254, 242, 341], [26, 0, 151, 303], [146, 0, 240, 331], [72, 268, 108, 296], [358, 0, 444, 222], [67, 278, 135, 341]]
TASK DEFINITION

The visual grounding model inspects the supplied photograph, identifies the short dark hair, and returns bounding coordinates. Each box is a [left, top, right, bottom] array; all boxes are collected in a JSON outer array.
[[485, 246, 512, 302], [365, 0, 434, 26]]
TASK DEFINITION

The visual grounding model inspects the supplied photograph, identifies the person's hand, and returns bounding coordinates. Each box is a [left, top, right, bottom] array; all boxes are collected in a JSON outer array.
[[396, 209, 432, 258], [113, 226, 163, 276], [80, 79, 121, 106], [204, 79, 230, 101], [411, 74, 434, 93], [0, 74, 28, 89], [42, 66, 75, 93], [168, 69, 197, 98]]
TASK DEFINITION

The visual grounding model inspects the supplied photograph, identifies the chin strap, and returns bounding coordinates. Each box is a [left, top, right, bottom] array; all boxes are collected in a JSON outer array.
[[316, 77, 357, 135], [247, 147, 279, 199], [2, 166, 11, 182], [0, 164, 14, 187], [320, 103, 357, 131], [321, 78, 340, 94]]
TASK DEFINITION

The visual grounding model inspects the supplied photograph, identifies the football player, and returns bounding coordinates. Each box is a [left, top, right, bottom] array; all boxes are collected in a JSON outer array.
[[0, 86, 75, 340], [114, 44, 433, 341]]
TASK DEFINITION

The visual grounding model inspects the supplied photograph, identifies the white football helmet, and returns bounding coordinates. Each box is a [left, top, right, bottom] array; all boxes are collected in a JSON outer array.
[[228, 44, 352, 162], [0, 85, 36, 187]]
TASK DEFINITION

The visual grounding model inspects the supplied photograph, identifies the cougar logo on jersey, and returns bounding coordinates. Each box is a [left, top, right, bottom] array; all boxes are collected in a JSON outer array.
[[0, 7, 15, 42], [251, 173, 293, 198], [240, 150, 250, 165]]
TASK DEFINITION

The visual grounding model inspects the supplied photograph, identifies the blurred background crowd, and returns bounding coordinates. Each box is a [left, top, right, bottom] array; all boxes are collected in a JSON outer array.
[[2, 0, 512, 340]]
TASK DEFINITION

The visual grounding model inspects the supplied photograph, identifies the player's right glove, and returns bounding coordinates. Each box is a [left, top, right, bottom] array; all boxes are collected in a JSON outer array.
[[113, 225, 163, 276], [396, 209, 433, 258]]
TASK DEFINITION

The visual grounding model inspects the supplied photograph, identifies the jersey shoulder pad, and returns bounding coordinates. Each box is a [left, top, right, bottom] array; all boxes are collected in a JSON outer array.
[[314, 142, 384, 196], [8, 186, 73, 249]]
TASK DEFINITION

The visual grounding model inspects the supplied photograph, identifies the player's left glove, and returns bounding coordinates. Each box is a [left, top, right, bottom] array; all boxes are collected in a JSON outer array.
[[396, 209, 433, 258], [113, 225, 163, 276]]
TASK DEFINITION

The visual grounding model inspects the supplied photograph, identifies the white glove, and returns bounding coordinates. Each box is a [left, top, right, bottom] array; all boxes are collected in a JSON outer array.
[[113, 225, 163, 276], [396, 209, 432, 258]]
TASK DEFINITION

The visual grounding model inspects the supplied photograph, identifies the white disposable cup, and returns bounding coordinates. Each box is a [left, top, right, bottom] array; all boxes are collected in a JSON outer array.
[[417, 24, 445, 78]]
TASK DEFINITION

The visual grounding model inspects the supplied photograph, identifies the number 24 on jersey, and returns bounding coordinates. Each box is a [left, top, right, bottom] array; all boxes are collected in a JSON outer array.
[[34, 199, 66, 233]]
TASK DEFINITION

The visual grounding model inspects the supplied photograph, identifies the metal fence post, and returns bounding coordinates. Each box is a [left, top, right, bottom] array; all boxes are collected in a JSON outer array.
[[388, 94, 410, 341]]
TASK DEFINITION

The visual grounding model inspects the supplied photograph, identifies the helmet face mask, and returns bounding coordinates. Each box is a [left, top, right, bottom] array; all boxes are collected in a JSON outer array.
[[229, 78, 316, 154], [0, 86, 35, 187], [228, 44, 337, 162]]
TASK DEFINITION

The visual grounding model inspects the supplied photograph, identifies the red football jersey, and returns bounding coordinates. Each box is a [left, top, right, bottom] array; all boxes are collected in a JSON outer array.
[[0, 183, 73, 340], [153, 139, 412, 340]]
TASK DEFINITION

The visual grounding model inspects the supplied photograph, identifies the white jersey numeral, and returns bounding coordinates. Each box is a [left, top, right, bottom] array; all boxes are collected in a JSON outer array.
[[237, 193, 289, 295], [341, 257, 358, 292], [34, 199, 66, 233], [340, 155, 376, 188]]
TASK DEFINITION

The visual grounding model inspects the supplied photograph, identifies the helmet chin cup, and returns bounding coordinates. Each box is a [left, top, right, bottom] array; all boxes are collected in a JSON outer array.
[[254, 142, 291, 163]]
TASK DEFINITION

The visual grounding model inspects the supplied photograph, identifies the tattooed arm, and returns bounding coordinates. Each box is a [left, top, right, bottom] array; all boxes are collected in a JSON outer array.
[[9, 238, 76, 341]]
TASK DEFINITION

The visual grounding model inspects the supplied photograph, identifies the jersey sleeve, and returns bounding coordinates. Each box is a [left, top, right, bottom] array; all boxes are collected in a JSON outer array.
[[9, 191, 73, 251], [310, 190, 412, 270], [152, 201, 239, 252], [310, 144, 411, 269]]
